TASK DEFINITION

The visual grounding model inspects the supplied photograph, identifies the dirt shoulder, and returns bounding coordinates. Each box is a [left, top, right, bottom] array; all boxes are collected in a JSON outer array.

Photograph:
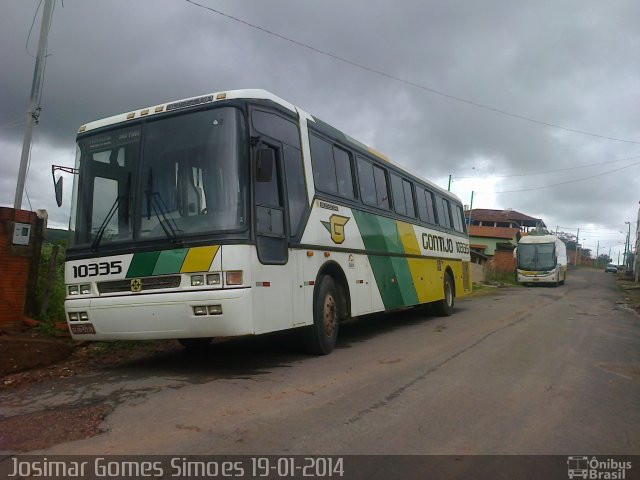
[[0, 326, 174, 390]]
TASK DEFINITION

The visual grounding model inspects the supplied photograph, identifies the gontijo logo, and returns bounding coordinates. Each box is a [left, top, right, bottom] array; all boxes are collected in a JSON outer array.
[[321, 215, 350, 244]]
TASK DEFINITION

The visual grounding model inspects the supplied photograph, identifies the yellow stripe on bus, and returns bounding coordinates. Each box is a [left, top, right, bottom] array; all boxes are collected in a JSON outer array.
[[180, 245, 220, 273], [396, 221, 431, 303]]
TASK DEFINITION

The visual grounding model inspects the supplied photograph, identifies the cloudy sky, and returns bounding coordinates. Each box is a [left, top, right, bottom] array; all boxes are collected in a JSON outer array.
[[1, 0, 639, 260]]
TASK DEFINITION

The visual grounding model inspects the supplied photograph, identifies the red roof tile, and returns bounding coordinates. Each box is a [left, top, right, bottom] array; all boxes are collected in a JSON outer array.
[[465, 209, 544, 227]]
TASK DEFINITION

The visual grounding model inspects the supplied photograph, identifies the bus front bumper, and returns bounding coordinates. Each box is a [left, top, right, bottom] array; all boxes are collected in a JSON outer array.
[[64, 288, 254, 341], [517, 271, 557, 283]]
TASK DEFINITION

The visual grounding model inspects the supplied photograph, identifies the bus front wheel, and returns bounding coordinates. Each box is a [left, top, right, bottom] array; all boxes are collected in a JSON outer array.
[[303, 275, 339, 355], [433, 273, 454, 317]]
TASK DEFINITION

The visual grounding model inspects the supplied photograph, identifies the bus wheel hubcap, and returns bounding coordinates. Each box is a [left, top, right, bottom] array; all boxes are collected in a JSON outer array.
[[323, 293, 337, 337]]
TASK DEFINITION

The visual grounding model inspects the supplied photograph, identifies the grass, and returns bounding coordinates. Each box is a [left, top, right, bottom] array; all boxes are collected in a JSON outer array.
[[484, 268, 519, 286]]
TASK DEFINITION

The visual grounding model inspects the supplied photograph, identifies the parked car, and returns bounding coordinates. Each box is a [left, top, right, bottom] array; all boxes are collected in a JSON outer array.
[[605, 264, 618, 273]]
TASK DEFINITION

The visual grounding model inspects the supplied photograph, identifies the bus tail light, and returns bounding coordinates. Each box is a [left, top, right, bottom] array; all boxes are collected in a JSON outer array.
[[225, 271, 243, 286]]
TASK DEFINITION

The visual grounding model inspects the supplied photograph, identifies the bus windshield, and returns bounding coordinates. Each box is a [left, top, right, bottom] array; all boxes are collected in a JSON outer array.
[[517, 243, 556, 271], [70, 107, 247, 248]]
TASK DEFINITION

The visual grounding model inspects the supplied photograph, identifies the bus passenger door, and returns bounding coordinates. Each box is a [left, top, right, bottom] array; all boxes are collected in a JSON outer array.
[[254, 145, 288, 265]]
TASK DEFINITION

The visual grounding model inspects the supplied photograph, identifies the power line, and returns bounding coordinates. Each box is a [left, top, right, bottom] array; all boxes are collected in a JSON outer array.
[[25, 0, 43, 58], [478, 158, 640, 194], [185, 0, 640, 145], [0, 117, 26, 130], [453, 154, 640, 180]]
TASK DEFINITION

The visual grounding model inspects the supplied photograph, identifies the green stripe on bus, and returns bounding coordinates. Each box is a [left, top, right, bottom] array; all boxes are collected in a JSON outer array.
[[352, 210, 419, 309], [126, 251, 161, 278], [390, 256, 419, 306], [153, 248, 188, 275]]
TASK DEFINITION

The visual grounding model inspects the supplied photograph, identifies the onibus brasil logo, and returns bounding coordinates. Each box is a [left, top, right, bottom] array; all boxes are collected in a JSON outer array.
[[567, 456, 632, 479], [321, 215, 350, 244]]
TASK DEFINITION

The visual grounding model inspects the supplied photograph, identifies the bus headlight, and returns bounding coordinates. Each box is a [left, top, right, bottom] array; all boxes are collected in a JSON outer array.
[[193, 306, 207, 316], [68, 285, 79, 296], [80, 284, 91, 295], [191, 275, 205, 286], [206, 273, 221, 286]]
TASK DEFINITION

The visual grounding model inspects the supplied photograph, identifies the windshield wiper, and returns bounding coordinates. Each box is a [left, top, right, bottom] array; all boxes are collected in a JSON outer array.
[[91, 173, 131, 252], [91, 195, 123, 251], [145, 168, 180, 241]]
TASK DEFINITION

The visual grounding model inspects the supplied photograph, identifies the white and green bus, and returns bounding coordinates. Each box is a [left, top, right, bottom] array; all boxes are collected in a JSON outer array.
[[60, 89, 471, 354], [515, 234, 567, 286]]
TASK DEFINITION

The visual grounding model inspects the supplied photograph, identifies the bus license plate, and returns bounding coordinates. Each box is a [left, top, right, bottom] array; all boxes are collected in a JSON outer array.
[[70, 323, 96, 335]]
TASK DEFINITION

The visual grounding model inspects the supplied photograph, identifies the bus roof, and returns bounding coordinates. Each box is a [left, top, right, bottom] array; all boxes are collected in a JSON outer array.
[[519, 234, 563, 244], [77, 88, 460, 203]]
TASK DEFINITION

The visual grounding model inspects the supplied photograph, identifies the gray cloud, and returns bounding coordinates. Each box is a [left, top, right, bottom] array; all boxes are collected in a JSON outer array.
[[1, 0, 639, 256]]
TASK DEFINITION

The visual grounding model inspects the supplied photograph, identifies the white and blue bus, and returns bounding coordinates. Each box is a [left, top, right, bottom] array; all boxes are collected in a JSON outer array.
[[59, 89, 471, 354]]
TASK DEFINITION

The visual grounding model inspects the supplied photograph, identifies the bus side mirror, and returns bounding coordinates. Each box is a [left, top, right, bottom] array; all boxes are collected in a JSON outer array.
[[256, 148, 274, 182], [54, 176, 63, 207]]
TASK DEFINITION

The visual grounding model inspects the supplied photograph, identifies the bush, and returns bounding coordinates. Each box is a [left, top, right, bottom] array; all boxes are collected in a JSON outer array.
[[35, 240, 66, 327], [484, 264, 517, 285]]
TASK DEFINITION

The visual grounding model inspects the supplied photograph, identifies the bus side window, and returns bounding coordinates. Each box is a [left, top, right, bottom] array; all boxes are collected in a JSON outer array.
[[403, 179, 415, 218], [435, 196, 452, 229], [452, 204, 466, 233], [390, 173, 406, 215], [333, 146, 355, 198], [417, 187, 436, 224], [373, 164, 390, 210], [309, 134, 355, 199], [309, 134, 337, 195], [357, 157, 377, 206]]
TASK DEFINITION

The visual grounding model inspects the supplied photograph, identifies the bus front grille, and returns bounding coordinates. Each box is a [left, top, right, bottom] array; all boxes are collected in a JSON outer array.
[[97, 275, 182, 294]]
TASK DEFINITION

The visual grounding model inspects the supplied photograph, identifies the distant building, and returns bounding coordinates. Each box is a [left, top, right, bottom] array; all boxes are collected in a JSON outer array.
[[468, 225, 521, 257], [465, 208, 546, 277], [465, 208, 545, 232]]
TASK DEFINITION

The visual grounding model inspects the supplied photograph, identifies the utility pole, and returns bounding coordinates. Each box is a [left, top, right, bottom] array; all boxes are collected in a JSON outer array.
[[467, 191, 474, 227], [14, 0, 54, 210], [447, 175, 452, 191], [625, 221, 631, 269], [596, 240, 600, 268], [574, 228, 580, 266]]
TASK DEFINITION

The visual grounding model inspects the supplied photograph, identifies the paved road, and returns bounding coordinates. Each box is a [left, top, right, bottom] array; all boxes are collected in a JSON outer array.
[[2, 268, 639, 455]]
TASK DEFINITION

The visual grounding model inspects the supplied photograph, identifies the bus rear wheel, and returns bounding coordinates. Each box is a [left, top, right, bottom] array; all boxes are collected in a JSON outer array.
[[303, 275, 339, 355], [433, 272, 454, 317]]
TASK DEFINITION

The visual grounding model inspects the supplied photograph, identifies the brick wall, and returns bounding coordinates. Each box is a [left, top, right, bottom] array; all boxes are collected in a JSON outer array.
[[489, 249, 516, 273], [0, 207, 45, 325]]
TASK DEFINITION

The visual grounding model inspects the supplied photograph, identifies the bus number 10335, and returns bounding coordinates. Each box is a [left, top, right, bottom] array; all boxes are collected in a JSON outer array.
[[72, 261, 123, 278]]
